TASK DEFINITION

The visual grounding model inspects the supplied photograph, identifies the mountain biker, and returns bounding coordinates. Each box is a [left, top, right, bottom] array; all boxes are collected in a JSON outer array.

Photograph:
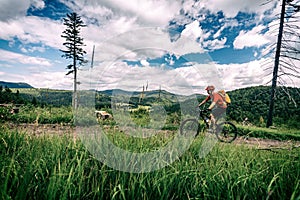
[[198, 85, 227, 125]]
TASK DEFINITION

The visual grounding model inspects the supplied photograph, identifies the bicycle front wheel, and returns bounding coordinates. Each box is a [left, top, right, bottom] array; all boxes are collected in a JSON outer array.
[[180, 118, 199, 137], [215, 121, 237, 143]]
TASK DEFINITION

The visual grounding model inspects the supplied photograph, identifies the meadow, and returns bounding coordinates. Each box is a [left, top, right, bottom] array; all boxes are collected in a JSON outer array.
[[0, 123, 299, 200]]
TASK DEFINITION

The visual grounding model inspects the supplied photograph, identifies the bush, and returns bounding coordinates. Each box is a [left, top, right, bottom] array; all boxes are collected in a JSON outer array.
[[0, 107, 11, 122]]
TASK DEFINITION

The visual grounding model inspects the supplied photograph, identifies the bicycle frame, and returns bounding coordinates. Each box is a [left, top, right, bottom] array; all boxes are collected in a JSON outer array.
[[198, 108, 211, 128], [180, 108, 238, 143]]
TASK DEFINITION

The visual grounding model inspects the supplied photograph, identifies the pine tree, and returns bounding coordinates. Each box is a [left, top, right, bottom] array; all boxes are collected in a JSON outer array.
[[60, 12, 87, 109]]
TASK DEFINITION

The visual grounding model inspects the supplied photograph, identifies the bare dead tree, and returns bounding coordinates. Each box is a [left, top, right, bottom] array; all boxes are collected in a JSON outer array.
[[265, 0, 300, 127]]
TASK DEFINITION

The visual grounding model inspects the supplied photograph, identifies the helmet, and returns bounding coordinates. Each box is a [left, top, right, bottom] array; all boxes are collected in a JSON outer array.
[[205, 85, 215, 91]]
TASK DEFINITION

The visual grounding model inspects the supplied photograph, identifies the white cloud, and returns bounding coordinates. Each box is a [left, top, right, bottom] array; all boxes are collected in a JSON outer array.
[[95, 0, 181, 26], [61, 0, 181, 26], [203, 37, 227, 50], [0, 0, 45, 21], [0, 70, 73, 89], [31, 0, 46, 10], [216, 59, 269, 91], [0, 0, 30, 21], [233, 25, 272, 49], [93, 27, 203, 63], [0, 16, 64, 49], [181, 20, 204, 41], [29, 71, 73, 89], [197, 0, 276, 18], [0, 49, 51, 66], [140, 60, 149, 67], [78, 62, 203, 95], [77, 57, 275, 95], [20, 44, 46, 53]]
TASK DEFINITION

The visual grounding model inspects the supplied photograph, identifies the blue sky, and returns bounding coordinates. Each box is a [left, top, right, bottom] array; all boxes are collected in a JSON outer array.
[[0, 0, 299, 95]]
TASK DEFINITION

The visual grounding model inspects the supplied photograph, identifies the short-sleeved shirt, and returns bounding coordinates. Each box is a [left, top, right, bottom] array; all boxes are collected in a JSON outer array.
[[204, 92, 227, 109]]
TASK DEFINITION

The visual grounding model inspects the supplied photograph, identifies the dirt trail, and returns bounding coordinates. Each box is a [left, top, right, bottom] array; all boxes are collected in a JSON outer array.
[[6, 123, 75, 136], [6, 123, 300, 150], [232, 136, 300, 150]]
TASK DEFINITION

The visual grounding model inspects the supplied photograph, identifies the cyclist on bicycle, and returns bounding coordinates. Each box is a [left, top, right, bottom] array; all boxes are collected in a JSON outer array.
[[198, 85, 227, 125]]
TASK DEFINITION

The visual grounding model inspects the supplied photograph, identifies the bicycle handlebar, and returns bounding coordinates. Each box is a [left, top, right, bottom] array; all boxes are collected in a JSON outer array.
[[197, 107, 210, 113]]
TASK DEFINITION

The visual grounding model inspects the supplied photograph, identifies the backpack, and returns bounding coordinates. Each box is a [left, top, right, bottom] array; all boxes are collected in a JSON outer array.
[[218, 90, 231, 104]]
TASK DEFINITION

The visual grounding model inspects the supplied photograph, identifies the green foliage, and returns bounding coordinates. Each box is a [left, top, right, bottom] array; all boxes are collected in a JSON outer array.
[[0, 107, 12, 122], [227, 86, 300, 128], [95, 93, 111, 109], [10, 105, 73, 124], [130, 107, 150, 127], [60, 12, 87, 73], [11, 88, 72, 106], [0, 86, 27, 104]]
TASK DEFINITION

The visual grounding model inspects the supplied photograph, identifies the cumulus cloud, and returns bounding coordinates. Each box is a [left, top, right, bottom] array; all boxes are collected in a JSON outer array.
[[93, 27, 203, 63], [233, 25, 272, 49], [77, 57, 273, 95], [0, 0, 30, 21], [0, 70, 73, 89], [0, 49, 51, 66], [60, 0, 181, 26], [181, 20, 205, 41], [196, 0, 276, 18], [78, 62, 203, 95], [0, 16, 64, 49], [97, 0, 181, 26], [216, 59, 269, 91], [0, 0, 45, 21], [203, 37, 227, 51], [31, 0, 45, 10], [29, 71, 73, 89]]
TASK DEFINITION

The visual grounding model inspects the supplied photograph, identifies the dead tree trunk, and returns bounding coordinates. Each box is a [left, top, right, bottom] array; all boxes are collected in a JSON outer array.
[[267, 0, 286, 128]]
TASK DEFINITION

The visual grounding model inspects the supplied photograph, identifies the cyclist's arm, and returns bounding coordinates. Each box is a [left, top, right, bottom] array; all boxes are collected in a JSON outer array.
[[198, 96, 210, 107], [208, 102, 216, 110]]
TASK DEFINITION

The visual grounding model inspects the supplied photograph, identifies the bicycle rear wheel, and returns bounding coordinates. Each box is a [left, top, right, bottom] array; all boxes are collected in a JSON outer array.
[[215, 121, 237, 143], [180, 118, 199, 137]]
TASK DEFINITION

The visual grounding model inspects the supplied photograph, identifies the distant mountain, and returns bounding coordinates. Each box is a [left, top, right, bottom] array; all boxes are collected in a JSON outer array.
[[100, 89, 137, 96], [98, 88, 203, 100], [0, 81, 33, 89]]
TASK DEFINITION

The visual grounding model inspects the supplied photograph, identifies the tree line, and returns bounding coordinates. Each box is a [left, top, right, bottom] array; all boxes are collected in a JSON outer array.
[[227, 86, 300, 128], [0, 85, 299, 128]]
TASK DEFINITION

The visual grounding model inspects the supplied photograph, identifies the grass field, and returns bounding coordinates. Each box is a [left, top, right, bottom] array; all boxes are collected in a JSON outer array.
[[1, 125, 299, 200]]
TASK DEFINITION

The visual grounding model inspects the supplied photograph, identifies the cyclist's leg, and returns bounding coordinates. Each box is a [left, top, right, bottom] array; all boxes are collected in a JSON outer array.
[[212, 107, 226, 124]]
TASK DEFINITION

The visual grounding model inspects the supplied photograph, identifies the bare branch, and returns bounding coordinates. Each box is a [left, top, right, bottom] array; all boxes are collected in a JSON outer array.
[[280, 54, 300, 61]]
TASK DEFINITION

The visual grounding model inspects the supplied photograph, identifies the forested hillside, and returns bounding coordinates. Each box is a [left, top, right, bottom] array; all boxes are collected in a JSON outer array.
[[0, 81, 33, 89], [227, 86, 300, 128]]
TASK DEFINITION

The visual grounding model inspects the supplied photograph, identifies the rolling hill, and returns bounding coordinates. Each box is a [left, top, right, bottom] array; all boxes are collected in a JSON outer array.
[[0, 81, 33, 89]]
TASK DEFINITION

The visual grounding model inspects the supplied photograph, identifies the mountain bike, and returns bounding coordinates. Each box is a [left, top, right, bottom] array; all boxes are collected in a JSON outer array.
[[180, 108, 238, 143]]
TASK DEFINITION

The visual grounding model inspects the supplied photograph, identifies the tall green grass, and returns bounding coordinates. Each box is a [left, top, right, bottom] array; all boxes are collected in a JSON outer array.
[[0, 125, 299, 199], [237, 124, 300, 141], [10, 105, 73, 124]]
